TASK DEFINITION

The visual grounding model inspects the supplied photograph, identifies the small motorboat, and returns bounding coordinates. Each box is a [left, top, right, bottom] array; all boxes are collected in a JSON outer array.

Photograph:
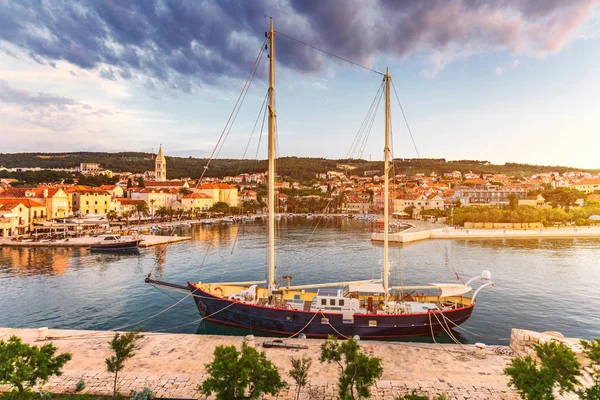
[[90, 235, 141, 253]]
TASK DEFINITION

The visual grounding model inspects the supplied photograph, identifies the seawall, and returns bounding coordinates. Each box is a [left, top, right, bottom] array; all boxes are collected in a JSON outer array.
[[372, 226, 600, 244], [0, 327, 517, 399]]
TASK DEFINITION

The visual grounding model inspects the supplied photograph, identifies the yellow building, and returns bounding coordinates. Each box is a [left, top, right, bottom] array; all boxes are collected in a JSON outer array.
[[181, 193, 214, 212], [197, 183, 238, 206], [72, 189, 112, 215]]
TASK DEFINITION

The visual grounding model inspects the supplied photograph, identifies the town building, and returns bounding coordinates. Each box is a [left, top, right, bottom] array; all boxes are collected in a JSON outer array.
[[180, 193, 214, 212], [155, 145, 167, 182], [572, 178, 600, 194], [71, 189, 112, 215]]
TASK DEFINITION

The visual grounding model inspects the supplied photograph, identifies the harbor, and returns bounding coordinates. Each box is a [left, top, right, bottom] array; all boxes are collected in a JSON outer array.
[[0, 327, 519, 399]]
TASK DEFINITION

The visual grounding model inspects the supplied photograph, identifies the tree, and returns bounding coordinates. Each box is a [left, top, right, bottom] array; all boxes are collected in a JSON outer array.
[[106, 210, 118, 223], [579, 338, 600, 400], [136, 177, 145, 188], [179, 187, 192, 196], [126, 178, 133, 189], [122, 209, 135, 227], [506, 194, 519, 211], [210, 201, 231, 214], [504, 341, 581, 400], [0, 336, 72, 399], [289, 356, 312, 400], [199, 342, 285, 400], [319, 336, 383, 400], [106, 330, 143, 399], [135, 202, 150, 225], [149, 199, 156, 218]]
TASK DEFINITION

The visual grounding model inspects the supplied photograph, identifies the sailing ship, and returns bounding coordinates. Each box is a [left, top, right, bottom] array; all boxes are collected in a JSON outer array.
[[147, 19, 494, 339]]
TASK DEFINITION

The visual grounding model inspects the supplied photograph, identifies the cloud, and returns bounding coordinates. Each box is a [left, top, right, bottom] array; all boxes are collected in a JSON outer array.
[[513, 59, 520, 68], [495, 66, 505, 76], [0, 0, 598, 88], [0, 80, 115, 130]]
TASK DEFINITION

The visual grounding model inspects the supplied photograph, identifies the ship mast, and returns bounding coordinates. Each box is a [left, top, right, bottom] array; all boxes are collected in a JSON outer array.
[[383, 67, 391, 304], [267, 18, 276, 297]]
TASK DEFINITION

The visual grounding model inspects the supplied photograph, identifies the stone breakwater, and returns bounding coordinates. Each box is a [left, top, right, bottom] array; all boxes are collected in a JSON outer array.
[[372, 226, 600, 244], [0, 327, 519, 399]]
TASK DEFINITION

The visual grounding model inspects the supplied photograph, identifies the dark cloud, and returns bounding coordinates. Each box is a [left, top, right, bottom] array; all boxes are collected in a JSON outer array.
[[0, 0, 597, 89]]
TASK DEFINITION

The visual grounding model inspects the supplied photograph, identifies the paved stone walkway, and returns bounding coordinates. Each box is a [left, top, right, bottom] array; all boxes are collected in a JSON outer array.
[[0, 328, 518, 399]]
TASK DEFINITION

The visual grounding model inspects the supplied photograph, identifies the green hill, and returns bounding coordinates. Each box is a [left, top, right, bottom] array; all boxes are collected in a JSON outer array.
[[0, 152, 597, 183]]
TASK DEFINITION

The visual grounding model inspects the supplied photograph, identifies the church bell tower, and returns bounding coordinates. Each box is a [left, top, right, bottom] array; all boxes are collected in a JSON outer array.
[[155, 145, 166, 181]]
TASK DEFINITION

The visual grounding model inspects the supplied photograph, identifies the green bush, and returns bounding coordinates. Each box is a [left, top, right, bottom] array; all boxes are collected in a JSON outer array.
[[75, 378, 85, 393], [105, 330, 143, 399], [320, 336, 383, 400], [130, 387, 154, 400], [504, 341, 581, 400], [199, 342, 285, 400], [0, 336, 72, 400]]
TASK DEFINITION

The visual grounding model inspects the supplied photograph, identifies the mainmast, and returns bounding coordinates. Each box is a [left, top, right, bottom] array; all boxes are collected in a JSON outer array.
[[267, 18, 276, 296], [383, 67, 391, 304]]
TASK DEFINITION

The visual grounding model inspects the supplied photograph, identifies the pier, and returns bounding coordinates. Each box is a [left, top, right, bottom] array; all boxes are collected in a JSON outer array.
[[0, 234, 191, 248], [0, 327, 517, 399], [372, 222, 600, 244]]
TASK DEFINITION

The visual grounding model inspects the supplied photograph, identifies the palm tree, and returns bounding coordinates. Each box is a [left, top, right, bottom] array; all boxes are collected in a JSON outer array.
[[135, 202, 150, 225], [106, 210, 118, 223], [149, 199, 156, 219], [155, 206, 168, 221], [122, 210, 135, 227]]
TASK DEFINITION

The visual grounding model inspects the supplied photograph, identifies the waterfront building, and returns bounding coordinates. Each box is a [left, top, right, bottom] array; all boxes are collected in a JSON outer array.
[[130, 188, 179, 213], [0, 198, 47, 233], [79, 163, 101, 173], [155, 145, 167, 182], [71, 189, 112, 215], [143, 180, 189, 190], [98, 184, 124, 198], [0, 187, 69, 219], [197, 183, 238, 206], [457, 186, 527, 205], [180, 193, 214, 212]]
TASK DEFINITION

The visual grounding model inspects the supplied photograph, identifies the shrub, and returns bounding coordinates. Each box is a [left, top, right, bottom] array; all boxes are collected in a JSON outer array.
[[130, 387, 155, 400], [75, 378, 85, 392], [106, 330, 143, 399], [320, 336, 383, 400], [289, 355, 312, 400], [199, 342, 285, 400], [396, 392, 447, 400], [0, 336, 72, 400], [578, 338, 600, 400], [504, 341, 581, 400]]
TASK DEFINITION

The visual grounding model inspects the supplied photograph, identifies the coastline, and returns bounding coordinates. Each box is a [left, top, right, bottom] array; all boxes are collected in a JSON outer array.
[[0, 327, 517, 399], [372, 223, 600, 244], [0, 234, 191, 248]]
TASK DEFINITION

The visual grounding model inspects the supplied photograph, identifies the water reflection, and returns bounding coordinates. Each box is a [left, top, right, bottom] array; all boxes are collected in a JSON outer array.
[[1, 219, 599, 344]]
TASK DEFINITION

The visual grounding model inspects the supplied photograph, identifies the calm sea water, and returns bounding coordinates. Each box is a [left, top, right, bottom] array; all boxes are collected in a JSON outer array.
[[1, 218, 599, 344]]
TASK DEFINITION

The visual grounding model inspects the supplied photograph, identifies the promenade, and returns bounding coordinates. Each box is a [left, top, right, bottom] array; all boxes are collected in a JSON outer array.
[[372, 221, 600, 244], [0, 234, 191, 248], [0, 328, 518, 399]]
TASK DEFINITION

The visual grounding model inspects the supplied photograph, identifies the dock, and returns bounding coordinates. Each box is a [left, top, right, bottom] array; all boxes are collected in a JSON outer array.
[[0, 234, 191, 249], [372, 222, 600, 244], [0, 327, 517, 399]]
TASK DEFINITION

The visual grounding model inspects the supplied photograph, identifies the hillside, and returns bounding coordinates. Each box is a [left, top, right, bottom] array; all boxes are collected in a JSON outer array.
[[0, 152, 597, 182]]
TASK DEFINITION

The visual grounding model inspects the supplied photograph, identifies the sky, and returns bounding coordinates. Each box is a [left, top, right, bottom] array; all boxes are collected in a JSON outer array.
[[1, 0, 599, 169]]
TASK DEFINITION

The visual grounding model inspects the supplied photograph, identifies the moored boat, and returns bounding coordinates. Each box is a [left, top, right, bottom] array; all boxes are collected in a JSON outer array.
[[147, 19, 493, 339], [90, 234, 141, 252]]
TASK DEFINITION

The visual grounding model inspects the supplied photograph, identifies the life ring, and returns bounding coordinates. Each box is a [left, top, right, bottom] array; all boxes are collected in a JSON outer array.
[[213, 286, 223, 296]]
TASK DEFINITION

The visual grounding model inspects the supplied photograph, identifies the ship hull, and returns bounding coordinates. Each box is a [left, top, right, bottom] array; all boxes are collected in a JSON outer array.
[[189, 284, 474, 339]]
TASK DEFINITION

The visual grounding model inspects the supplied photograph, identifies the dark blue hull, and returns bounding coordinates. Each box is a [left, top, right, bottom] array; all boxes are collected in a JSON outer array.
[[189, 285, 474, 339]]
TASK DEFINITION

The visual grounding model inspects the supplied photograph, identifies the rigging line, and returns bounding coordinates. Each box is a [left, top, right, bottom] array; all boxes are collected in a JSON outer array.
[[306, 198, 334, 243], [243, 91, 269, 160], [346, 83, 382, 158], [358, 86, 384, 159], [389, 78, 466, 283], [428, 311, 460, 360], [438, 310, 510, 341], [255, 91, 269, 161], [346, 82, 384, 160], [200, 37, 268, 183], [214, 41, 266, 161], [276, 31, 384, 76]]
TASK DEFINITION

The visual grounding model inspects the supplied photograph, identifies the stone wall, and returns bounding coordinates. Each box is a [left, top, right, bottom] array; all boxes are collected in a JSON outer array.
[[510, 329, 589, 366], [464, 222, 543, 229]]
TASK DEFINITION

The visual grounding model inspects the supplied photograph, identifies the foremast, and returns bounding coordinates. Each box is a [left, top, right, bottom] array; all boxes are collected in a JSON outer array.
[[383, 68, 391, 304], [267, 18, 276, 297]]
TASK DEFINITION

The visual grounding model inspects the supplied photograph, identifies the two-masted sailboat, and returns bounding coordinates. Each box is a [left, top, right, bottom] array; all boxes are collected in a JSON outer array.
[[146, 20, 494, 339]]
